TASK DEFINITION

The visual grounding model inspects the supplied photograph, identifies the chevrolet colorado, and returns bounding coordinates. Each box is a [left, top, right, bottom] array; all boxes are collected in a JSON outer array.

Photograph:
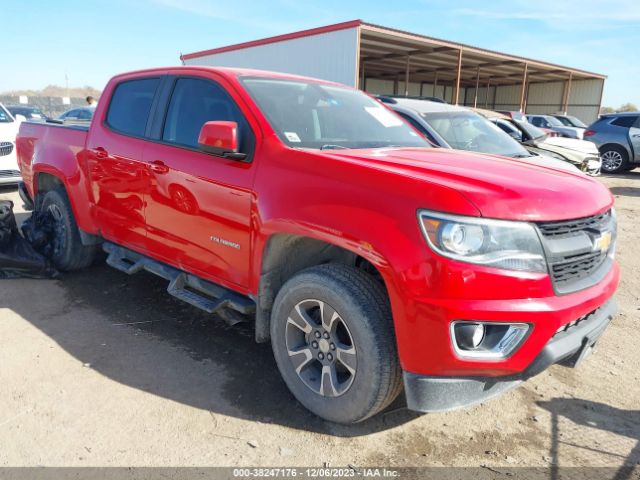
[[16, 67, 619, 424]]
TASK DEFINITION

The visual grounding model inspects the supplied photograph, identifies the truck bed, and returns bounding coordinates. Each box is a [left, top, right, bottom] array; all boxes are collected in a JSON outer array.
[[16, 120, 90, 199]]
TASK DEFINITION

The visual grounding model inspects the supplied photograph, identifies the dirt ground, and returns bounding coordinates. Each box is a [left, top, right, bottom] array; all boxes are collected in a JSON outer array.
[[0, 173, 638, 472]]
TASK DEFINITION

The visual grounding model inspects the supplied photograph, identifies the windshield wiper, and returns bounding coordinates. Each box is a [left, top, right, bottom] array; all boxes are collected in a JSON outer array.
[[320, 144, 349, 150], [511, 153, 533, 158]]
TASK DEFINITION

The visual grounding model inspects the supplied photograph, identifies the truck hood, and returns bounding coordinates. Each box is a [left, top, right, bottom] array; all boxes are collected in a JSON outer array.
[[0, 121, 19, 142], [324, 147, 612, 222]]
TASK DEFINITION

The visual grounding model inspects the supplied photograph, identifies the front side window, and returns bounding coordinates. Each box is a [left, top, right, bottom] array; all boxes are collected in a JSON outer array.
[[240, 77, 429, 150], [162, 77, 251, 151], [422, 111, 530, 158], [107, 77, 160, 136]]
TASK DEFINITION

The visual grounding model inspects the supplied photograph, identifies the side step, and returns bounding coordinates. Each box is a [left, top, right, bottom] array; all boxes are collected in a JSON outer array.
[[103, 242, 255, 317]]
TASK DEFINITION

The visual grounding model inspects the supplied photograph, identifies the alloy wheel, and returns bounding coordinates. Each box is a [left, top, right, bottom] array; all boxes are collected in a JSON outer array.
[[601, 150, 623, 172], [285, 299, 356, 397]]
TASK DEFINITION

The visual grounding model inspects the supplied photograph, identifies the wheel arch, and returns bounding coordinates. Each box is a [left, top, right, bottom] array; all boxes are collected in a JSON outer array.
[[599, 142, 631, 161], [253, 232, 393, 343]]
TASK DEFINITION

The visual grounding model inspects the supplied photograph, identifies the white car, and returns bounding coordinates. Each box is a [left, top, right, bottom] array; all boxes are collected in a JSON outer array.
[[0, 103, 22, 186]]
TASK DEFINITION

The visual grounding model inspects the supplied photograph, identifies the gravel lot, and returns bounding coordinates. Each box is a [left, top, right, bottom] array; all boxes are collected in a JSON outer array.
[[0, 173, 638, 471]]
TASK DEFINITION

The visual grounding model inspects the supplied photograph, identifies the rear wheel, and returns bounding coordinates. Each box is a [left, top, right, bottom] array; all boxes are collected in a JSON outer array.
[[600, 146, 629, 173], [40, 188, 97, 271], [270, 264, 402, 424]]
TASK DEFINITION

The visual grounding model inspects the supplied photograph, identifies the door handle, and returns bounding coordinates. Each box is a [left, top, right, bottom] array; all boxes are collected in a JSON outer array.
[[632, 134, 640, 138], [149, 160, 169, 174], [93, 147, 108, 159]]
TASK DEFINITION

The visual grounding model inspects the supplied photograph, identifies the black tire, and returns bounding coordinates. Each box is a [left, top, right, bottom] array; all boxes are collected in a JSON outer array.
[[600, 145, 629, 173], [40, 188, 97, 271], [270, 264, 402, 424]]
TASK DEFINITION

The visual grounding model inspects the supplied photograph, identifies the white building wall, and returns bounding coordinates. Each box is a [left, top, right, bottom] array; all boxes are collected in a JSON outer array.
[[184, 28, 359, 87], [493, 85, 522, 111], [526, 81, 564, 115]]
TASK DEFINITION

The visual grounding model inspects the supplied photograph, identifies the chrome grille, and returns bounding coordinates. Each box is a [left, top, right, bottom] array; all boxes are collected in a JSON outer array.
[[538, 211, 610, 237], [0, 170, 20, 178], [537, 210, 614, 294], [551, 251, 606, 285], [0, 141, 13, 157]]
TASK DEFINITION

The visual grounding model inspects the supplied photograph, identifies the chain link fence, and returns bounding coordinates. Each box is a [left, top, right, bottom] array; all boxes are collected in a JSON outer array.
[[0, 96, 88, 119]]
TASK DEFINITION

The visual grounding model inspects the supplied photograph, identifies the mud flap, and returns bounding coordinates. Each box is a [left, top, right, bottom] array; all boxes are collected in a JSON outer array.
[[0, 200, 59, 279]]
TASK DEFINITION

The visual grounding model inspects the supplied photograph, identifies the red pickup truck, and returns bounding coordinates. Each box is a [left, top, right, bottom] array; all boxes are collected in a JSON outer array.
[[16, 66, 619, 424]]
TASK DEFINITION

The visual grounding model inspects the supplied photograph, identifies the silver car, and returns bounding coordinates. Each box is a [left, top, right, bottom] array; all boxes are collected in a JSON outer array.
[[584, 112, 640, 173], [527, 114, 585, 140]]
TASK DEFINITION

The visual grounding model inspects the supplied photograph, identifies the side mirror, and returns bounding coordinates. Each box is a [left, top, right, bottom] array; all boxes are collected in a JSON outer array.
[[198, 121, 246, 160]]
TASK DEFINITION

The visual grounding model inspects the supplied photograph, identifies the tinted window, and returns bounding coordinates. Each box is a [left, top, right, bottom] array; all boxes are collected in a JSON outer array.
[[611, 116, 638, 128], [163, 78, 250, 151], [77, 109, 93, 120], [107, 78, 160, 136]]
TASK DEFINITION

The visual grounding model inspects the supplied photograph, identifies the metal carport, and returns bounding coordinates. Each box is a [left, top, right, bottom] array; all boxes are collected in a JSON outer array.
[[182, 20, 606, 123]]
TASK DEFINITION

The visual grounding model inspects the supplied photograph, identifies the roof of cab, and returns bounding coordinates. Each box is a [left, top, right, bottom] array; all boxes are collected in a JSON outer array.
[[108, 65, 347, 87]]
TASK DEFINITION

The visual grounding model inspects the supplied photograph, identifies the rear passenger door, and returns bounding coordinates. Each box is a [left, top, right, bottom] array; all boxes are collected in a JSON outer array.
[[85, 76, 161, 251], [142, 75, 257, 290]]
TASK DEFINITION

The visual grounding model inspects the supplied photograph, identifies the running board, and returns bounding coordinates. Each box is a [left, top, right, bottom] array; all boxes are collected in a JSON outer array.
[[103, 242, 255, 317]]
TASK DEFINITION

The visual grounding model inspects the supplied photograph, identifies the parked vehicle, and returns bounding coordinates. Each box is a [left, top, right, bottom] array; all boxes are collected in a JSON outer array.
[[382, 97, 579, 173], [584, 112, 640, 173], [552, 114, 587, 129], [476, 109, 601, 175], [527, 114, 585, 139], [57, 107, 95, 122], [6, 105, 49, 121], [0, 103, 22, 186], [498, 111, 528, 122], [16, 67, 619, 423]]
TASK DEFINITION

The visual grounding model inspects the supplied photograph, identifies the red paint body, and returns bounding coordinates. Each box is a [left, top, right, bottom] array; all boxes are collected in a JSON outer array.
[[16, 67, 619, 378]]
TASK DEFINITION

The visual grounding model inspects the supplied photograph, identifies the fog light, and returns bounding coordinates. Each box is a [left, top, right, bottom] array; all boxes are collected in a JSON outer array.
[[451, 321, 530, 360], [454, 323, 485, 350]]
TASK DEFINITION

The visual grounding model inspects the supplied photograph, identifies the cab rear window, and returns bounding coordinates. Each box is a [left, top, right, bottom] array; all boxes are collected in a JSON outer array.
[[106, 78, 160, 137]]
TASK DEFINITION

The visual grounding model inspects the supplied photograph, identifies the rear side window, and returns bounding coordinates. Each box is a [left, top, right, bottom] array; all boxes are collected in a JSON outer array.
[[611, 116, 638, 128], [162, 77, 251, 151], [107, 78, 160, 137]]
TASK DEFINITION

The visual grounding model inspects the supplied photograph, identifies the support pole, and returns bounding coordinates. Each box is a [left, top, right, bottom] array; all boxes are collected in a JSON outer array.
[[404, 56, 411, 96], [519, 63, 528, 112], [473, 66, 480, 108], [360, 63, 366, 92], [561, 71, 573, 114], [433, 71, 439, 97], [485, 77, 491, 108], [454, 49, 463, 105]]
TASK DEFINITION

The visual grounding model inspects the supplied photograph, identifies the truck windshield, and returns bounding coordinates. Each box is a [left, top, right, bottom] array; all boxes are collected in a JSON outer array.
[[240, 77, 429, 150], [421, 111, 531, 158]]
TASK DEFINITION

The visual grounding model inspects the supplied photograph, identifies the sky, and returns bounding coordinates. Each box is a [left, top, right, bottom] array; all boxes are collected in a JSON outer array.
[[1, 0, 638, 108]]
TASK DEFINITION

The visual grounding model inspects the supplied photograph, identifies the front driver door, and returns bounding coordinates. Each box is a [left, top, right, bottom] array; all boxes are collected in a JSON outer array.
[[142, 75, 257, 290]]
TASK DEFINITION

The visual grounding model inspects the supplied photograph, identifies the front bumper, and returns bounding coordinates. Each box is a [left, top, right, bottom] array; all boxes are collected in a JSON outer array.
[[0, 171, 22, 186], [404, 299, 617, 412]]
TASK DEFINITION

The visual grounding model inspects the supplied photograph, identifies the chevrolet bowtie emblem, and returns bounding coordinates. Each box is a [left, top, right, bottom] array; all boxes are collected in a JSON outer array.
[[593, 231, 612, 252]]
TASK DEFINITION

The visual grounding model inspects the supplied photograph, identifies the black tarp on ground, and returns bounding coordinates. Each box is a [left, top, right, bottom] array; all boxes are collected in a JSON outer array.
[[0, 200, 59, 279]]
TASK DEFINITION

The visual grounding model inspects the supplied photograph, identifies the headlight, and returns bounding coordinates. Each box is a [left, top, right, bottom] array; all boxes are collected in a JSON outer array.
[[419, 210, 547, 273]]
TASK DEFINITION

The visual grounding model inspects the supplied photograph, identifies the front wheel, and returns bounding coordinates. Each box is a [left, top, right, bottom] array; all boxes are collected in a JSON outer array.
[[270, 264, 402, 424]]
